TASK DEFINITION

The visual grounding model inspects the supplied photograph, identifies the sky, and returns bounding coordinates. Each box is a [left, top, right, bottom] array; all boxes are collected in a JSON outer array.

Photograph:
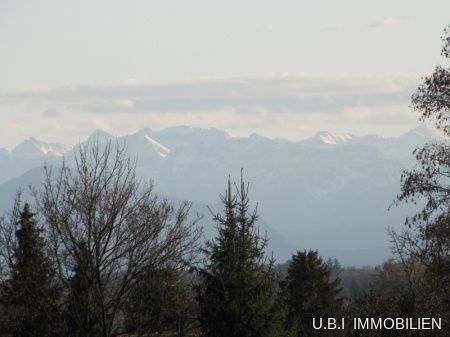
[[1, 1, 450, 150]]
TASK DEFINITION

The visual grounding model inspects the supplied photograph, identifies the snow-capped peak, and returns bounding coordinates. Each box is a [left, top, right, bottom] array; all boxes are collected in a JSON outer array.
[[313, 131, 353, 145], [11, 137, 73, 158]]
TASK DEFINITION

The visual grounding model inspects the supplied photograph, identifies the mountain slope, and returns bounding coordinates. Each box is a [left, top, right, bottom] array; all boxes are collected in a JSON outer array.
[[0, 125, 441, 265]]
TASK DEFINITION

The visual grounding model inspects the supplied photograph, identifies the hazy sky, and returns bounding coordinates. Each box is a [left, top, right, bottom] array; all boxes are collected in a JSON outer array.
[[1, 1, 450, 150]]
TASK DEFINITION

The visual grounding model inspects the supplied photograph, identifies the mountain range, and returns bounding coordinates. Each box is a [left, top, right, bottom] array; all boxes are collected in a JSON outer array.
[[0, 125, 444, 266]]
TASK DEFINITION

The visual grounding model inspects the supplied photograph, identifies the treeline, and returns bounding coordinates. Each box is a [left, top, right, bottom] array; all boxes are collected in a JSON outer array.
[[0, 140, 343, 337], [0, 140, 446, 337], [276, 258, 377, 299], [0, 138, 346, 337]]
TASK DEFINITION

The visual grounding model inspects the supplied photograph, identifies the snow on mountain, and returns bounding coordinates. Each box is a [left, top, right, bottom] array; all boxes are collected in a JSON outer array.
[[299, 124, 443, 160], [118, 132, 170, 160], [302, 125, 442, 147], [143, 136, 170, 157], [316, 131, 353, 145], [11, 136, 73, 158], [300, 131, 353, 147], [137, 126, 234, 150]]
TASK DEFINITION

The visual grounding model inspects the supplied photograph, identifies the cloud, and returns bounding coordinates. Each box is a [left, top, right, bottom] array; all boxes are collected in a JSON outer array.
[[0, 73, 423, 147], [370, 18, 412, 28], [264, 23, 275, 32], [41, 108, 59, 118], [2, 73, 418, 117], [343, 105, 418, 126], [325, 23, 363, 31], [327, 18, 412, 32]]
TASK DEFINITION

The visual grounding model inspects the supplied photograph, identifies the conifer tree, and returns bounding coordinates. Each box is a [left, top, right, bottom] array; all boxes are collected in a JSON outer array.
[[1, 203, 59, 337], [195, 174, 288, 337], [124, 267, 197, 336], [282, 250, 343, 337], [65, 240, 102, 337]]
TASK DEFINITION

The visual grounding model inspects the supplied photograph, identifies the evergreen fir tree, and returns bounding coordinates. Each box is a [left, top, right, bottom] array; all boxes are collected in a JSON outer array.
[[195, 174, 289, 337], [282, 250, 343, 337], [65, 240, 102, 337], [1, 203, 59, 337], [124, 267, 197, 336]]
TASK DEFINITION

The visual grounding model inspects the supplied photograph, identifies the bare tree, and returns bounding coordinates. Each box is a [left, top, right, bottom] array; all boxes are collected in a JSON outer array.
[[388, 24, 450, 328], [0, 194, 21, 283], [33, 138, 202, 337]]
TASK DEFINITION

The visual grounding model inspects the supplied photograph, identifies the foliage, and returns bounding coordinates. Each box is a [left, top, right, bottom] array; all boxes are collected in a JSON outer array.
[[411, 25, 450, 136], [195, 174, 289, 337], [327, 257, 343, 278], [390, 24, 450, 331], [277, 258, 375, 300], [281, 250, 343, 337], [396, 24, 450, 227], [338, 266, 376, 299], [0, 202, 60, 337], [348, 256, 442, 337], [124, 268, 198, 336], [65, 240, 103, 337]]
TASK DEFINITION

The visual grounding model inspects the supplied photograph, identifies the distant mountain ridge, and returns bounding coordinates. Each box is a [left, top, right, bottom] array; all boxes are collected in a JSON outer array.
[[0, 124, 443, 266], [0, 124, 441, 164], [303, 131, 354, 145], [300, 125, 445, 152], [10, 136, 73, 158], [1, 124, 442, 165]]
